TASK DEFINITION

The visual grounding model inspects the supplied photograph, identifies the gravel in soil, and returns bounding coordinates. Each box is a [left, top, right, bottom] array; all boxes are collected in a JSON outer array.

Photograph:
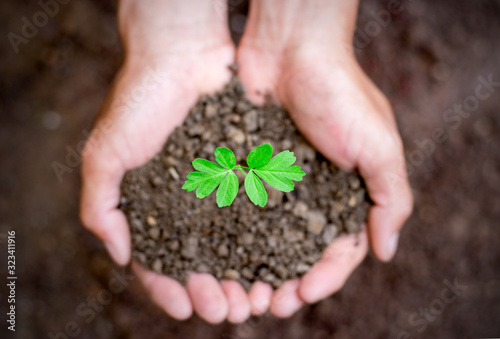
[[119, 77, 369, 289]]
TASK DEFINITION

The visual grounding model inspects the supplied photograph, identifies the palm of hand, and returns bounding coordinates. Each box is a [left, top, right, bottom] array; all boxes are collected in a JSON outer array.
[[81, 42, 246, 322], [236, 43, 412, 313]]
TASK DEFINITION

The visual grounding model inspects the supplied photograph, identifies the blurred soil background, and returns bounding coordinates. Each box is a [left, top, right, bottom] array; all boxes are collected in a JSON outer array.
[[0, 0, 499, 338]]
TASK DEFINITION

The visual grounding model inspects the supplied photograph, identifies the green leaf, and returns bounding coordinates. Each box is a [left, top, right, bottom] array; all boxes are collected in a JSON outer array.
[[195, 173, 226, 198], [184, 145, 305, 208], [253, 151, 306, 192], [182, 172, 206, 192], [192, 159, 226, 173], [183, 158, 230, 199], [254, 166, 305, 192], [258, 150, 296, 170], [244, 170, 267, 207], [216, 171, 239, 207], [182, 171, 227, 198], [214, 147, 236, 169], [247, 143, 273, 169]]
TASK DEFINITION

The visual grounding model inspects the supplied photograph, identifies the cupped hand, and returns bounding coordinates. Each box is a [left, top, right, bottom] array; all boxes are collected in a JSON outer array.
[[236, 18, 413, 317], [80, 0, 255, 324], [81, 0, 413, 323]]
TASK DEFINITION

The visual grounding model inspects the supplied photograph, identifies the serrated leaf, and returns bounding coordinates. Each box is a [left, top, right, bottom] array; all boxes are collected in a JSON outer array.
[[182, 156, 231, 199], [254, 170, 294, 192], [182, 171, 227, 198], [247, 143, 273, 169], [253, 150, 306, 192], [184, 145, 305, 208], [216, 171, 239, 207], [258, 150, 296, 170], [214, 147, 236, 169], [254, 166, 305, 192], [244, 170, 267, 207], [195, 173, 226, 198], [192, 159, 226, 173], [182, 172, 206, 192]]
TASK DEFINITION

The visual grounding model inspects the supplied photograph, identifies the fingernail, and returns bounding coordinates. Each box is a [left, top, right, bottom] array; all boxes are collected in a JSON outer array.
[[386, 232, 400, 260], [252, 298, 270, 314], [105, 241, 122, 264]]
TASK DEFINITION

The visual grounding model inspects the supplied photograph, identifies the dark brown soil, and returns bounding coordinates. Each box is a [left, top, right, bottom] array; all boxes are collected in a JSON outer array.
[[119, 77, 369, 289], [2, 0, 500, 338]]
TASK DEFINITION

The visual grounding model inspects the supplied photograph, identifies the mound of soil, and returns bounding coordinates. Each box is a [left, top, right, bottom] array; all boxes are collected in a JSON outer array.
[[119, 77, 369, 289]]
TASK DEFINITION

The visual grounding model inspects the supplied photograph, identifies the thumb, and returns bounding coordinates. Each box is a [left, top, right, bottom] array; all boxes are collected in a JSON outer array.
[[79, 66, 194, 266], [357, 128, 413, 261], [80, 129, 131, 266]]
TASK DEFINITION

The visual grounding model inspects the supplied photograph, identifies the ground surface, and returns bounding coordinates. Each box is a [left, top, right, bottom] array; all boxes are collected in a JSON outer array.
[[0, 0, 499, 338]]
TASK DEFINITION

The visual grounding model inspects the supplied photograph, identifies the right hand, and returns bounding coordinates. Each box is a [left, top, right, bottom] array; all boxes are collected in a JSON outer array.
[[80, 0, 255, 324]]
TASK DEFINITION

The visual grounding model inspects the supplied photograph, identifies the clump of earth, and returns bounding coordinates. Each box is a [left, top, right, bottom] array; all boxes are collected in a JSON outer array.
[[119, 76, 369, 290]]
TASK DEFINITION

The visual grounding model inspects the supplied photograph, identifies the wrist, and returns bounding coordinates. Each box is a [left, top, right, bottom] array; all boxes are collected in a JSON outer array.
[[242, 0, 359, 53], [118, 0, 232, 59]]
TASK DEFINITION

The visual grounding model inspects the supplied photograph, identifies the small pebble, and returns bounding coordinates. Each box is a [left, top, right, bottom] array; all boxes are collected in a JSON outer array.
[[322, 224, 339, 244], [267, 236, 278, 248], [348, 176, 361, 190], [187, 125, 204, 136], [204, 104, 217, 118], [293, 201, 309, 218], [275, 265, 288, 279], [238, 233, 254, 245], [161, 155, 178, 167], [332, 201, 346, 213], [151, 176, 163, 187], [345, 219, 360, 233], [217, 243, 229, 257], [181, 237, 198, 259], [286, 230, 305, 242], [294, 144, 316, 163], [282, 139, 292, 150], [196, 263, 209, 273], [243, 110, 259, 132], [224, 269, 240, 280], [228, 128, 245, 144], [168, 240, 180, 252], [146, 216, 157, 227], [267, 189, 283, 208], [148, 227, 160, 240], [152, 258, 163, 273], [131, 218, 144, 232], [306, 211, 327, 235], [348, 195, 357, 207], [168, 167, 179, 181], [295, 263, 311, 274], [241, 267, 254, 280]]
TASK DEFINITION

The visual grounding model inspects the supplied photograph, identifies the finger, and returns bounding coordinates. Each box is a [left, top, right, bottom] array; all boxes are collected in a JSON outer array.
[[248, 281, 273, 315], [358, 131, 413, 261], [187, 273, 228, 324], [299, 231, 368, 303], [132, 262, 192, 320], [220, 280, 251, 323], [269, 279, 303, 318], [80, 139, 131, 266]]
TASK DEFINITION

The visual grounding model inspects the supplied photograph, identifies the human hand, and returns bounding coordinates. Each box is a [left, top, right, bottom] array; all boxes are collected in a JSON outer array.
[[80, 0, 255, 324], [236, 0, 413, 317]]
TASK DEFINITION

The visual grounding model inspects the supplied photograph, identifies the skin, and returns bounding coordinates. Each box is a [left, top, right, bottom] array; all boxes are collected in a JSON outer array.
[[237, 0, 413, 313], [80, 0, 413, 323]]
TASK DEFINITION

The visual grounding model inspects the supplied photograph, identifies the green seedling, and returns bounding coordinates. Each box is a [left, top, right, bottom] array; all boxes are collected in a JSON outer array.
[[182, 143, 306, 207]]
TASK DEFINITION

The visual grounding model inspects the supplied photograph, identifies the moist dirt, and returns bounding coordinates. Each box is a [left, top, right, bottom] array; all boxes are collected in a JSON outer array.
[[119, 77, 369, 289]]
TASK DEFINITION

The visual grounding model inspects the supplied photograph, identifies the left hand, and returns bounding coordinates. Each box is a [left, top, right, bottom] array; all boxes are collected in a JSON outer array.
[[235, 0, 413, 317]]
